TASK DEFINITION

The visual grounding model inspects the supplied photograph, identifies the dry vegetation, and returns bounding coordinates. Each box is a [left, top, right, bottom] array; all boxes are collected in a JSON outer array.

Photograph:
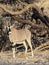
[[0, 0, 49, 65]]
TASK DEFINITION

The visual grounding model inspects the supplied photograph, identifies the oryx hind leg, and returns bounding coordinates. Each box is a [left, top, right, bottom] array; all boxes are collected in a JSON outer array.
[[23, 41, 28, 55], [27, 40, 34, 57]]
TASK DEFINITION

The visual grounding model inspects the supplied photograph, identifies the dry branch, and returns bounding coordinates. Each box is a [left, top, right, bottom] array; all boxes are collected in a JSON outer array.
[[39, 45, 49, 51], [34, 41, 49, 52], [12, 16, 48, 29], [0, 3, 49, 27], [17, 0, 28, 6], [16, 42, 49, 53], [0, 3, 43, 15]]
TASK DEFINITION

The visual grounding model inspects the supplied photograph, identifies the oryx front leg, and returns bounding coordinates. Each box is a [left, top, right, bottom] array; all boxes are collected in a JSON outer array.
[[12, 43, 16, 58], [12, 48, 15, 58]]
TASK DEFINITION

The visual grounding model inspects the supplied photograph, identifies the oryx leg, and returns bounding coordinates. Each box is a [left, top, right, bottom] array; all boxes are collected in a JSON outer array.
[[23, 41, 28, 55], [12, 43, 16, 58], [27, 40, 34, 57]]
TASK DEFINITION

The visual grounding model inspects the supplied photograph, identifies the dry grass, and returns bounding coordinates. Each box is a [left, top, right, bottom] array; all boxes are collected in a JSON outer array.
[[0, 49, 49, 64], [0, 41, 49, 64]]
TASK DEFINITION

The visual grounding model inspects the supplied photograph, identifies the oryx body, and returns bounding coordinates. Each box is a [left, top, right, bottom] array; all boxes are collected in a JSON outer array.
[[5, 24, 34, 58]]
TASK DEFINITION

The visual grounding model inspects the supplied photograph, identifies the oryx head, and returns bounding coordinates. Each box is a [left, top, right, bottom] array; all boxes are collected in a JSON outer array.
[[5, 23, 15, 35], [3, 21, 12, 35]]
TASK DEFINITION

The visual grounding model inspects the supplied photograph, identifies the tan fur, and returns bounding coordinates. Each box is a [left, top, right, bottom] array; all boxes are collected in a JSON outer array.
[[9, 26, 34, 58]]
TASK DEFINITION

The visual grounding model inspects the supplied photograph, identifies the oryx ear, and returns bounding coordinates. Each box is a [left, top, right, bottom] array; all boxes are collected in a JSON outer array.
[[10, 24, 15, 28], [10, 26, 13, 28]]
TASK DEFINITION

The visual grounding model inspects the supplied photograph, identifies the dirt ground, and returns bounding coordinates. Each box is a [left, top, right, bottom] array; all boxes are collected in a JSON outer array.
[[0, 50, 49, 65]]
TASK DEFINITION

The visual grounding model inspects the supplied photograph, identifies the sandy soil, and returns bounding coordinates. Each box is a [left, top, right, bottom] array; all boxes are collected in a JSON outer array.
[[0, 50, 49, 65]]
